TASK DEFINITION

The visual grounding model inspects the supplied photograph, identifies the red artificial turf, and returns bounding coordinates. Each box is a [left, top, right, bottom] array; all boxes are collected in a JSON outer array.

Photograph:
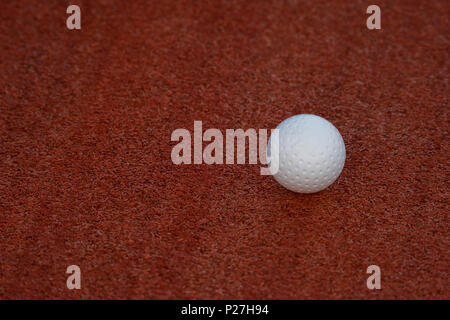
[[0, 0, 448, 299]]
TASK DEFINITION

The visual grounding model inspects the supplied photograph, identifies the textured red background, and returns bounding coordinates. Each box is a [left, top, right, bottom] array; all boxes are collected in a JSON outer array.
[[0, 0, 448, 299]]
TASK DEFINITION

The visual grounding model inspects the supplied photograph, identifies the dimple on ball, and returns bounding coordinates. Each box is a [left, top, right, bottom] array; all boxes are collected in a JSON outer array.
[[268, 114, 346, 193]]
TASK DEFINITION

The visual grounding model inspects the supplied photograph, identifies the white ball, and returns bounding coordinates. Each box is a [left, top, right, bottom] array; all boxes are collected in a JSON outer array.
[[268, 114, 346, 193]]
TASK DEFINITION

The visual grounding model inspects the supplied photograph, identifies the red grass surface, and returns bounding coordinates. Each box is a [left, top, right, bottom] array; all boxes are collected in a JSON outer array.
[[0, 0, 448, 299]]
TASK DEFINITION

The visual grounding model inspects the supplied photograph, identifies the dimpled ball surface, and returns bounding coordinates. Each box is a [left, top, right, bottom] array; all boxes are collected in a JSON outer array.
[[268, 114, 346, 193]]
